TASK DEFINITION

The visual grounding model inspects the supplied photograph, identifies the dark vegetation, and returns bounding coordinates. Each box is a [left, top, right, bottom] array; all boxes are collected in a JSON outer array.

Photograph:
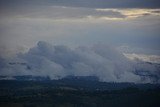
[[0, 76, 160, 107]]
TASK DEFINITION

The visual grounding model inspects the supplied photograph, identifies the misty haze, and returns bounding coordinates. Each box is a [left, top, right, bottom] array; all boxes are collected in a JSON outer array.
[[0, 0, 160, 107]]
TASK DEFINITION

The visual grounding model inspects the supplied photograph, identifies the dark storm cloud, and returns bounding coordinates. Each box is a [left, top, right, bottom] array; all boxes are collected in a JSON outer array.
[[0, 0, 160, 8]]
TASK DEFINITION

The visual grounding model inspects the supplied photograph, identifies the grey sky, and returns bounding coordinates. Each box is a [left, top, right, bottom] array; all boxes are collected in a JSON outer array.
[[0, 0, 160, 57], [0, 0, 160, 83], [0, 0, 160, 8]]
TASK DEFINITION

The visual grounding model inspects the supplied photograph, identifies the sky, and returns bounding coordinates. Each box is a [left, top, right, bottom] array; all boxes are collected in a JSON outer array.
[[0, 0, 160, 57], [0, 0, 160, 83]]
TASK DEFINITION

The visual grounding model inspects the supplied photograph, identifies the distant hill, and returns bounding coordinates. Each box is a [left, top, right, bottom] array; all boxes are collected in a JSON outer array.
[[0, 75, 159, 91]]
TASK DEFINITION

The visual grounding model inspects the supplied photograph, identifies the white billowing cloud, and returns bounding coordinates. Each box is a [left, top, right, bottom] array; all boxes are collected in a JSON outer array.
[[124, 53, 160, 64], [0, 41, 159, 83], [124, 53, 160, 83]]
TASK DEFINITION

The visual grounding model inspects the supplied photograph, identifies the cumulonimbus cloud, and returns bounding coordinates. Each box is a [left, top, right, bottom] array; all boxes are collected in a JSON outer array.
[[0, 41, 159, 83]]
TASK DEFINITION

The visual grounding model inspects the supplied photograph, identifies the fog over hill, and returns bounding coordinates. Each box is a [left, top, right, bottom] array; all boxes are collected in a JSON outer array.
[[0, 41, 160, 83]]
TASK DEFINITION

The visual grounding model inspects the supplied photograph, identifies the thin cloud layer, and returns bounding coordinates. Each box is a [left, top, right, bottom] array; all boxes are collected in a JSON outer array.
[[0, 41, 159, 83], [96, 8, 160, 20], [1, 5, 160, 57], [1, 5, 160, 21], [0, 3, 160, 57]]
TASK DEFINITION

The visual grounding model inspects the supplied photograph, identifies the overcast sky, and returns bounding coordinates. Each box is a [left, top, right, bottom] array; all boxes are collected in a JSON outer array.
[[0, 0, 160, 57], [0, 0, 160, 83]]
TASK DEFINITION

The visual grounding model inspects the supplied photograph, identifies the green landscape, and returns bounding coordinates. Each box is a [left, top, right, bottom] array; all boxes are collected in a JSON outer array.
[[0, 79, 159, 107]]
